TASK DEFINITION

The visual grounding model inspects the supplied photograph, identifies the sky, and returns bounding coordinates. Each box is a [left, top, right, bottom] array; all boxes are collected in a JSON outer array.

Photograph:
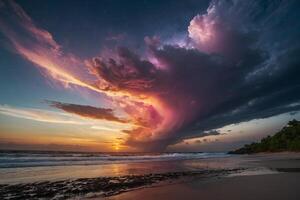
[[0, 0, 299, 152]]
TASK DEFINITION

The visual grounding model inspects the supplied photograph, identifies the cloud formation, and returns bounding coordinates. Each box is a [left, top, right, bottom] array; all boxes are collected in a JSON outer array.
[[86, 0, 300, 150], [0, 105, 88, 125], [1, 0, 300, 151], [0, 0, 104, 94], [48, 101, 127, 123]]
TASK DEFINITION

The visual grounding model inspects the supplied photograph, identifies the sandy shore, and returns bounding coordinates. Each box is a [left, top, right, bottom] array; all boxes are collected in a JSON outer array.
[[105, 153, 300, 200], [106, 172, 300, 200], [0, 169, 243, 199]]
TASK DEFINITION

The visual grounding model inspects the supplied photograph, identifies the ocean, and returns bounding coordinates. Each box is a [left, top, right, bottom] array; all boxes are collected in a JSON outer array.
[[0, 151, 236, 184], [0, 151, 230, 168], [3, 151, 280, 199]]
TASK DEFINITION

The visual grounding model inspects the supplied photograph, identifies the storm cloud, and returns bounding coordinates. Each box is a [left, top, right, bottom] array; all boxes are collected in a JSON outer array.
[[85, 0, 300, 150]]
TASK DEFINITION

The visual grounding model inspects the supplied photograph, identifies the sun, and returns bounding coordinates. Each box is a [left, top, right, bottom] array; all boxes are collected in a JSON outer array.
[[114, 143, 120, 151]]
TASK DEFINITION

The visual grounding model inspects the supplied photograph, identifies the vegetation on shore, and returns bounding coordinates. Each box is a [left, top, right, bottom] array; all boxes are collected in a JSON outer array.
[[229, 119, 300, 154]]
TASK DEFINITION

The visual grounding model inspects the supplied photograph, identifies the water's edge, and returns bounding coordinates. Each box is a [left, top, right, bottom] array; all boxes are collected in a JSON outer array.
[[0, 168, 244, 200]]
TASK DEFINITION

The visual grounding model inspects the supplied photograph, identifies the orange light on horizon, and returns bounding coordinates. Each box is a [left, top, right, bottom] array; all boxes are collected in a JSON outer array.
[[113, 142, 120, 151]]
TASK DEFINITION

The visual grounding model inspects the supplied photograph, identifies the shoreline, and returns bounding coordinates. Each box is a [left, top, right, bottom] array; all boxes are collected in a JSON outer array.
[[1, 153, 300, 199], [106, 172, 300, 200], [0, 168, 244, 200], [106, 152, 300, 200]]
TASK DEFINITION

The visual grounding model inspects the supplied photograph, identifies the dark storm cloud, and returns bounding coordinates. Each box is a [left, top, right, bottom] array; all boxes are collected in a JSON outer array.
[[176, 0, 300, 139], [109, 0, 300, 149], [88, 47, 162, 92], [48, 101, 127, 123]]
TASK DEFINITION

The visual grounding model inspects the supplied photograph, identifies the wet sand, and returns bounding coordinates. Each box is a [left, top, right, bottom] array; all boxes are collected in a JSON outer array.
[[106, 172, 300, 200], [105, 153, 300, 200], [0, 169, 242, 199]]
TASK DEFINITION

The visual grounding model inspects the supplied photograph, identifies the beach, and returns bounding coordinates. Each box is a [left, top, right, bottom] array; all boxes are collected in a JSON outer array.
[[0, 152, 300, 199], [106, 170, 300, 200], [106, 153, 300, 200]]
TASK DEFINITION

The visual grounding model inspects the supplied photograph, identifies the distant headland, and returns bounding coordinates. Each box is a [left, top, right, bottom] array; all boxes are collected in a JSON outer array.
[[229, 119, 300, 154]]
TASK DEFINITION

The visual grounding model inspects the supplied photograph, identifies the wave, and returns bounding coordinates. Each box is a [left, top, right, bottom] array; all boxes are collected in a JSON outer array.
[[0, 152, 230, 168]]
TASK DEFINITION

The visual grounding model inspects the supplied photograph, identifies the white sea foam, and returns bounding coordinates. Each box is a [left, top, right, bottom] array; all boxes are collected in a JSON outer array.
[[0, 151, 230, 168]]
